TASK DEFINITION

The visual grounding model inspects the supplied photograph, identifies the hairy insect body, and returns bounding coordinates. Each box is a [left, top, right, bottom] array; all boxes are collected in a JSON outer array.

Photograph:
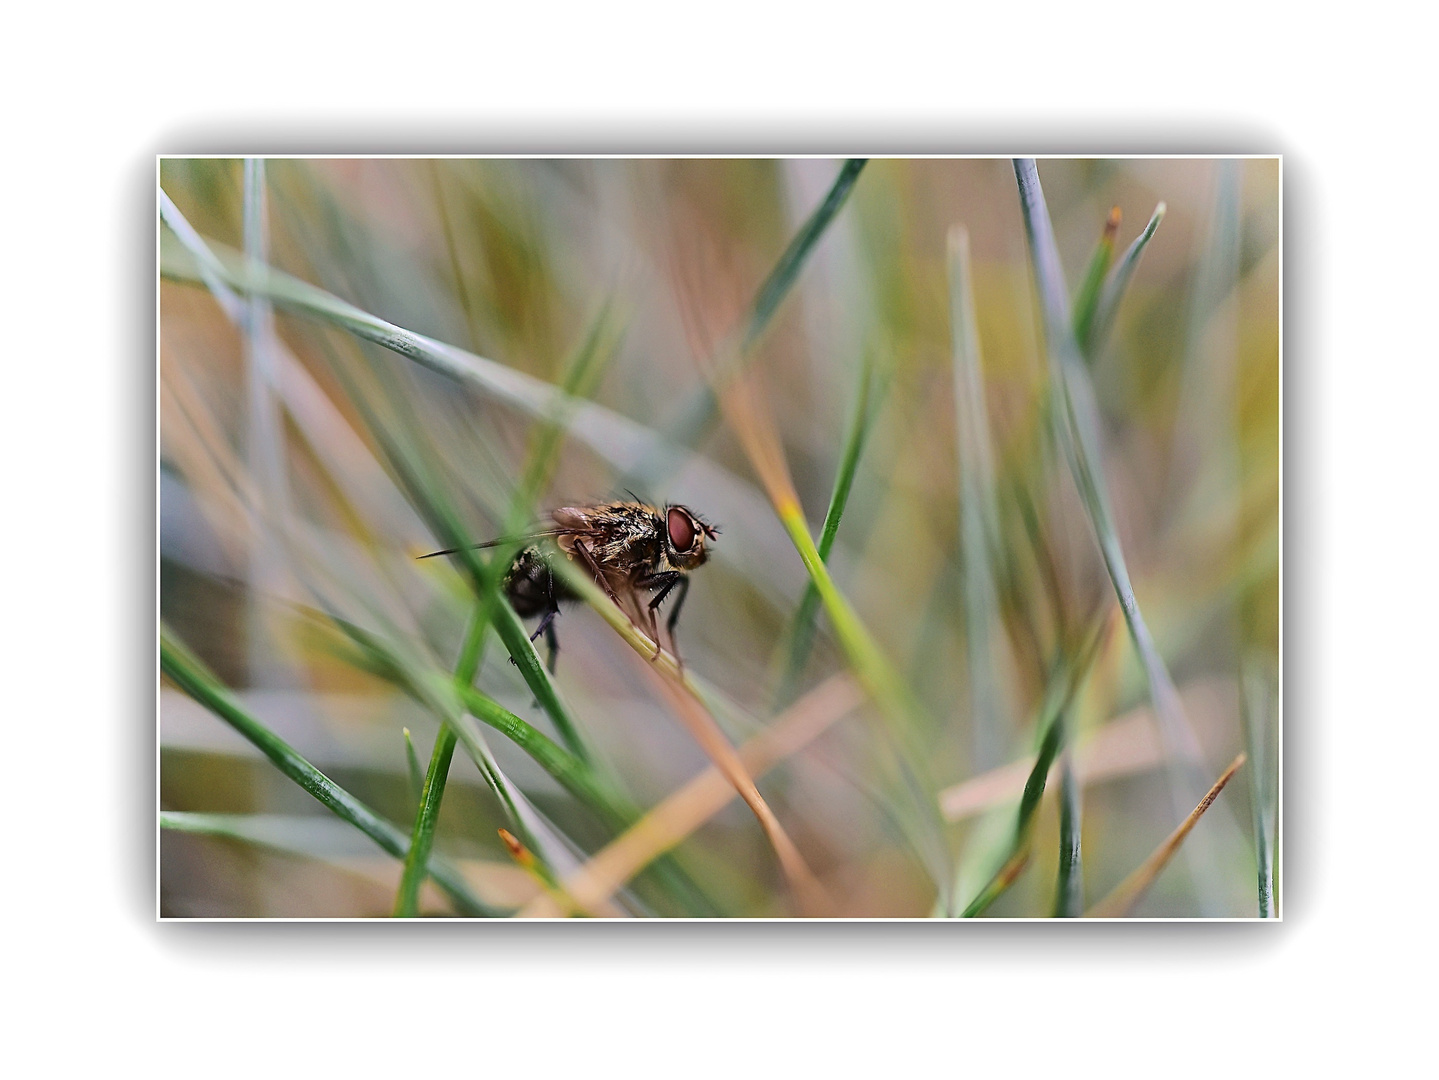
[[473, 501, 718, 672]]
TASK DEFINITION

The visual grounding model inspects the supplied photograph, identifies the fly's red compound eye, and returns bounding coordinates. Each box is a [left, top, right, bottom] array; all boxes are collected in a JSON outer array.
[[667, 507, 696, 553]]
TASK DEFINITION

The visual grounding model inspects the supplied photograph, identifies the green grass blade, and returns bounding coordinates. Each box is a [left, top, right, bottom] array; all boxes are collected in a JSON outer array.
[[315, 605, 718, 915], [403, 728, 423, 808], [949, 226, 1010, 770], [454, 679, 721, 916], [1087, 202, 1166, 358], [772, 349, 882, 709], [394, 728, 460, 917], [160, 626, 497, 916], [393, 603, 490, 918], [1072, 206, 1121, 357], [743, 158, 869, 351], [961, 626, 1104, 918], [1053, 743, 1083, 916], [652, 158, 868, 459]]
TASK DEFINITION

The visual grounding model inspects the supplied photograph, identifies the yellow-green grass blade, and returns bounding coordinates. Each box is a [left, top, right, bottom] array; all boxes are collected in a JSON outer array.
[[773, 500, 955, 913], [1071, 206, 1121, 358], [772, 349, 883, 710], [160, 626, 498, 917]]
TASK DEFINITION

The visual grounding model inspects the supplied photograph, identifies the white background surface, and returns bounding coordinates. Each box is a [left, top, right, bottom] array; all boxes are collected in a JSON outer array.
[[2, 2, 1431, 1075]]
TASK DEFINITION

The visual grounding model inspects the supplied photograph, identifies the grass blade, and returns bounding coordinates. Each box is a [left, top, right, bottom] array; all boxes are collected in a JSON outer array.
[[1010, 160, 1208, 791], [402, 728, 423, 808], [656, 159, 869, 458], [160, 625, 497, 916], [743, 159, 869, 351], [773, 349, 882, 708], [1053, 744, 1083, 916], [960, 622, 1106, 918], [949, 226, 1011, 770], [1087, 753, 1246, 918], [1087, 202, 1166, 359], [162, 811, 383, 858], [1072, 206, 1121, 357], [1240, 659, 1275, 917]]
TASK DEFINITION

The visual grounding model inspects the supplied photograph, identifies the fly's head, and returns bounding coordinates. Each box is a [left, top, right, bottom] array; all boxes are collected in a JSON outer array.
[[663, 504, 719, 571]]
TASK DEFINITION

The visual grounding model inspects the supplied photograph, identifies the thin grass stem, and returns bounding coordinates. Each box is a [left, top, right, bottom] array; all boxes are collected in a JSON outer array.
[[1087, 753, 1246, 917]]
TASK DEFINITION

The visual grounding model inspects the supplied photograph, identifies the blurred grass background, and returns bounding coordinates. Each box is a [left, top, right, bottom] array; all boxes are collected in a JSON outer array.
[[158, 157, 1278, 918]]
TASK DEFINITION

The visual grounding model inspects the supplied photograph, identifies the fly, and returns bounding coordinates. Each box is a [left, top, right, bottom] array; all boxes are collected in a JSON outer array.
[[419, 502, 719, 672]]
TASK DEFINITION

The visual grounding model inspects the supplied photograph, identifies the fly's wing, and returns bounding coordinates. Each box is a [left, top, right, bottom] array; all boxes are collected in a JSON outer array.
[[416, 527, 566, 560], [416, 512, 610, 561], [550, 506, 601, 531]]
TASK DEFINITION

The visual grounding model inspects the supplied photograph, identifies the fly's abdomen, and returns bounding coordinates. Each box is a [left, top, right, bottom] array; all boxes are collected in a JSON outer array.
[[503, 545, 574, 617]]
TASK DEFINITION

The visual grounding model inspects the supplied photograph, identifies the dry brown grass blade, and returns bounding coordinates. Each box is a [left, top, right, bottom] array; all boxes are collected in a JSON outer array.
[[646, 670, 834, 916], [547, 558, 831, 915], [519, 673, 862, 918], [1086, 752, 1247, 918]]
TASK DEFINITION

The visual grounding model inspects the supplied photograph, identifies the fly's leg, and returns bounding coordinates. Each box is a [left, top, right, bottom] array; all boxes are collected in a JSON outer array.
[[543, 619, 560, 675], [573, 539, 624, 608], [638, 572, 683, 664], [536, 560, 560, 674], [663, 575, 691, 655], [663, 576, 691, 670], [529, 606, 559, 645]]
